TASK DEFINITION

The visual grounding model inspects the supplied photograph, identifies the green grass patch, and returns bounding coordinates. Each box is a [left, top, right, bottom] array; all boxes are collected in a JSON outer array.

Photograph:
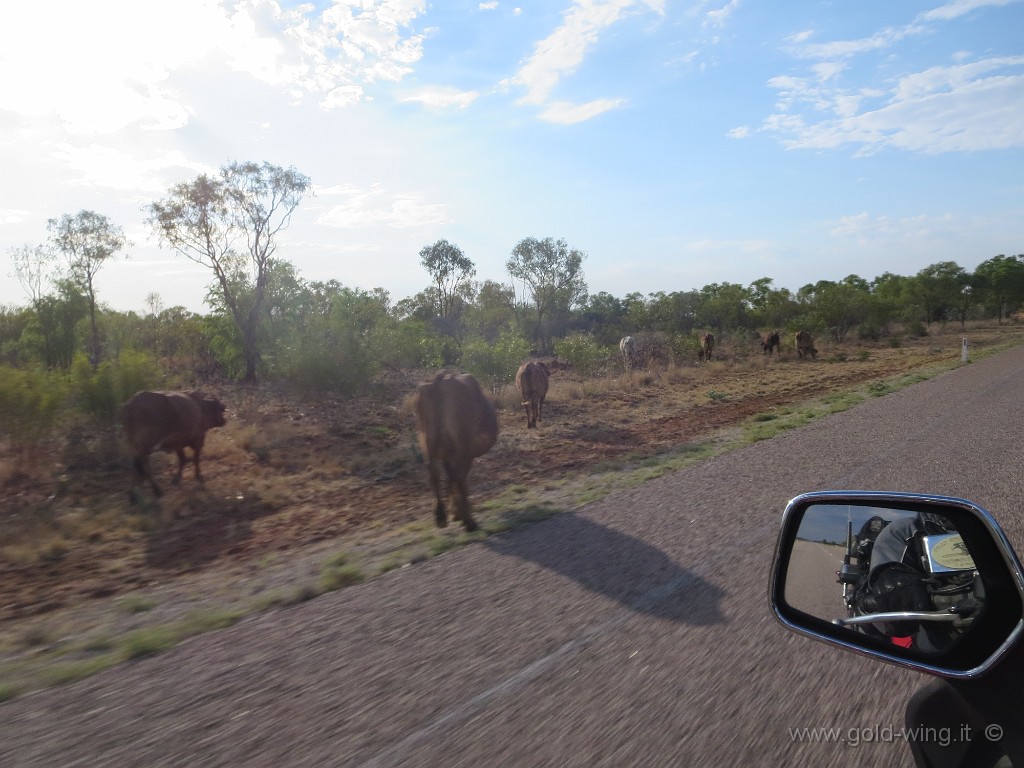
[[320, 548, 371, 591], [0, 682, 21, 703], [117, 594, 157, 614], [179, 608, 245, 635], [321, 561, 366, 592], [251, 590, 289, 612], [377, 557, 405, 574], [121, 627, 179, 660], [83, 633, 116, 653], [42, 655, 119, 687]]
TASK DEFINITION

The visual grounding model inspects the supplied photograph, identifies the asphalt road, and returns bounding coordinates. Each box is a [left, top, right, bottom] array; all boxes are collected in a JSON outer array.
[[5, 344, 1024, 767], [784, 540, 847, 620]]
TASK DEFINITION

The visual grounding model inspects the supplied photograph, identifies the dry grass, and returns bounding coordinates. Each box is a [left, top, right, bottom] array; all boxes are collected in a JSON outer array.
[[0, 321, 1022, 699]]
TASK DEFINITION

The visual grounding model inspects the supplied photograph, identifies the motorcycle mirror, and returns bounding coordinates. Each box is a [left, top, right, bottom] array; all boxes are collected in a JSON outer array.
[[770, 491, 1024, 678]]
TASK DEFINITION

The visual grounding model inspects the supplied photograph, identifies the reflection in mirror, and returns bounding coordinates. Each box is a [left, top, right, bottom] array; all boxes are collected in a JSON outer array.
[[784, 503, 983, 656]]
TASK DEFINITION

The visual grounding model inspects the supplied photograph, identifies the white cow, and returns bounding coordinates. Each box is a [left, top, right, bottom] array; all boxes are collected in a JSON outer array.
[[619, 336, 637, 370]]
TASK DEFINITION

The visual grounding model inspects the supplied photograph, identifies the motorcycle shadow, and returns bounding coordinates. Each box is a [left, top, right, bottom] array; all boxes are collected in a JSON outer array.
[[484, 512, 727, 626]]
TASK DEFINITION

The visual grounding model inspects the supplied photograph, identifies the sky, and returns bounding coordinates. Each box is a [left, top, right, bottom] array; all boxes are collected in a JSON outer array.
[[1, 0, 1022, 314]]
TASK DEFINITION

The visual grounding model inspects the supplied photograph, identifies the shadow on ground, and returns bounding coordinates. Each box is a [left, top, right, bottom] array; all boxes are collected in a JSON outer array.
[[484, 512, 727, 625]]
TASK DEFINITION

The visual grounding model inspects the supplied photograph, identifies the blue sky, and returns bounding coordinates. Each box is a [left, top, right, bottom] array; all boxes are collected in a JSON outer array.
[[1, 0, 1022, 313]]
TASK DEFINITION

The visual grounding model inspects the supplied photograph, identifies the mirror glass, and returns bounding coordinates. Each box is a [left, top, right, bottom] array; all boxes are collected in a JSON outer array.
[[784, 503, 983, 655]]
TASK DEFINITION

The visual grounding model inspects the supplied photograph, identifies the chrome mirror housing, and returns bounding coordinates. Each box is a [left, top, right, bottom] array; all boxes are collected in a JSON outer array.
[[770, 491, 1024, 678]]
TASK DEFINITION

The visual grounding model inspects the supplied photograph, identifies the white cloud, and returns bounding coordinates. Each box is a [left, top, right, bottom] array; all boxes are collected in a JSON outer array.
[[920, 0, 1020, 22], [767, 56, 1024, 153], [320, 85, 366, 109], [479, 1, 500, 9], [539, 98, 624, 124], [51, 144, 212, 192], [790, 25, 922, 61], [0, 0, 429, 133], [704, 0, 741, 29], [509, 0, 663, 120], [763, 0, 1024, 156], [825, 212, 961, 249], [317, 184, 450, 229], [0, 210, 32, 227], [400, 87, 480, 109]]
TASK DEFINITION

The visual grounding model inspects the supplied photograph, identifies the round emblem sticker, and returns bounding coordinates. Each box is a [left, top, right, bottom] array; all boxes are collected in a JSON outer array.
[[931, 535, 976, 571]]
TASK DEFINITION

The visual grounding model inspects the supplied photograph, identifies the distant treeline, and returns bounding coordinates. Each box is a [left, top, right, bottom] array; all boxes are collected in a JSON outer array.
[[2, 162, 1021, 401]]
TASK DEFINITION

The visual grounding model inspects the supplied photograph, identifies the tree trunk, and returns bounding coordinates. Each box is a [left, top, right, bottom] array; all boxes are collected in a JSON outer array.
[[88, 299, 100, 368]]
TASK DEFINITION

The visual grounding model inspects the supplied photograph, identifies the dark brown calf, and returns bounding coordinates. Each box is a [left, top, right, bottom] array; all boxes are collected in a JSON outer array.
[[515, 361, 550, 429]]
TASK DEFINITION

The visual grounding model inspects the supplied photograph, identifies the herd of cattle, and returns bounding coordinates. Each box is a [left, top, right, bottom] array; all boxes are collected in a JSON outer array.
[[119, 328, 819, 531], [620, 328, 814, 369]]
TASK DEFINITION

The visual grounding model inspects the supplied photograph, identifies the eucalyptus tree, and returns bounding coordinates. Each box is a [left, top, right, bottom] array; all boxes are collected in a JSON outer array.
[[463, 280, 517, 344], [747, 277, 799, 330], [10, 243, 59, 365], [47, 211, 129, 366], [575, 291, 628, 343], [696, 282, 750, 331], [973, 255, 1024, 324], [869, 272, 915, 331], [912, 261, 967, 326], [803, 277, 869, 342], [147, 161, 311, 381], [419, 239, 475, 319], [506, 236, 587, 354]]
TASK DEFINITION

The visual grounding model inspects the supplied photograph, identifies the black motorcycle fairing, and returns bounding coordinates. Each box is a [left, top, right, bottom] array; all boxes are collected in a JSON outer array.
[[904, 678, 1010, 768]]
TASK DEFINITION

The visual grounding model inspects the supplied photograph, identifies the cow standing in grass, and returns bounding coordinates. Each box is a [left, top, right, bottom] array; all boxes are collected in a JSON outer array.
[[413, 372, 499, 533], [698, 332, 715, 362], [620, 336, 637, 370], [762, 330, 781, 356], [795, 330, 818, 360], [122, 390, 227, 499], [515, 361, 549, 429]]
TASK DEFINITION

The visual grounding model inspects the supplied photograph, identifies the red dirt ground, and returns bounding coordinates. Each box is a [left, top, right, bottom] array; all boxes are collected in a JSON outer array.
[[2, 325, 1019, 690]]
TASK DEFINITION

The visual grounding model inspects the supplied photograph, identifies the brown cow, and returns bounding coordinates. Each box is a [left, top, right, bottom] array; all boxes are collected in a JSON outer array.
[[122, 390, 227, 498], [795, 330, 818, 360], [413, 372, 499, 532], [515, 361, 550, 429], [698, 332, 715, 362], [762, 330, 781, 355]]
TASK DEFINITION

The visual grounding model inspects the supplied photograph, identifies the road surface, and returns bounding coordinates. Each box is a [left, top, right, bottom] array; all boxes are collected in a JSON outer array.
[[5, 344, 1024, 767]]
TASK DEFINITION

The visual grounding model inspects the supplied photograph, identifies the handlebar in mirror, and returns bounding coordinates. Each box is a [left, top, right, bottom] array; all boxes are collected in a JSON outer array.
[[770, 491, 1024, 678]]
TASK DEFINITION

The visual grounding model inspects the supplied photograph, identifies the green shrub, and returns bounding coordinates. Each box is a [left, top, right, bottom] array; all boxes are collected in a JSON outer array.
[[278, 330, 377, 395], [905, 320, 928, 338], [0, 366, 67, 445], [371, 320, 444, 370], [555, 332, 605, 376], [461, 327, 530, 393], [70, 351, 160, 424]]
